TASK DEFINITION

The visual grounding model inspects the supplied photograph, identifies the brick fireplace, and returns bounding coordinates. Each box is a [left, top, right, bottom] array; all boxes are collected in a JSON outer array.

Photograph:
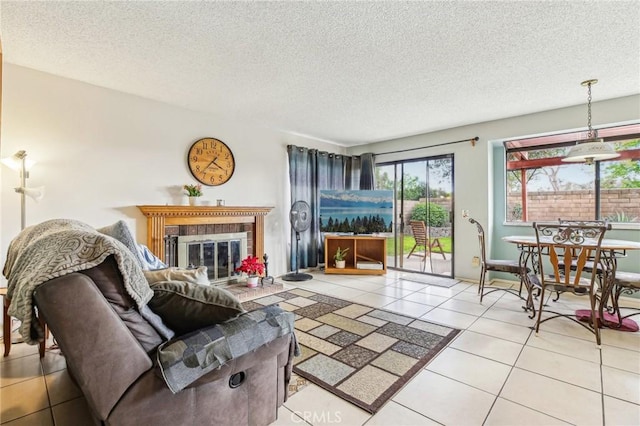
[[137, 205, 273, 268]]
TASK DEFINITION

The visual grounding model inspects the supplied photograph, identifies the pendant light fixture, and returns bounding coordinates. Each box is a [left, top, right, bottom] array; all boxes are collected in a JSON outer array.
[[563, 79, 620, 165]]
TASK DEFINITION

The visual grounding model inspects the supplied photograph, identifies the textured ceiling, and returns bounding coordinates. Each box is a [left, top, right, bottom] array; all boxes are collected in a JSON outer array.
[[1, 1, 639, 146]]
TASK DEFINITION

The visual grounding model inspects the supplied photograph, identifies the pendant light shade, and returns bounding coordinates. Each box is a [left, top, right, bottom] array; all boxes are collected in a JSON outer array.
[[563, 140, 620, 164], [563, 79, 620, 165]]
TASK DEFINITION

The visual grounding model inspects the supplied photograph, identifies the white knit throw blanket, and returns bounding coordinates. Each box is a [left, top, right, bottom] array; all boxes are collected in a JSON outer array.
[[3, 219, 153, 345]]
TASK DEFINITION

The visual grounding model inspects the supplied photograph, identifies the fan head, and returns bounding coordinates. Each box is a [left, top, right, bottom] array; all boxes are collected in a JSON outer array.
[[289, 200, 311, 232]]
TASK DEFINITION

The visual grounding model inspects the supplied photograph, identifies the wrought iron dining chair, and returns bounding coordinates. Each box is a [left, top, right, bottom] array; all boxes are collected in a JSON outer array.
[[407, 220, 446, 268], [558, 219, 609, 227], [611, 271, 640, 328], [532, 222, 609, 346], [555, 219, 611, 301], [468, 218, 528, 304]]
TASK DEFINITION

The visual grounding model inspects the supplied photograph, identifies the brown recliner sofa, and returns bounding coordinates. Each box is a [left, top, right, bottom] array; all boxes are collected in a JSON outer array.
[[33, 255, 296, 426]]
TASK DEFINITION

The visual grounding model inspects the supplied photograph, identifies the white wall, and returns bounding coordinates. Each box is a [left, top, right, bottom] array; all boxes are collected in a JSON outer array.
[[0, 64, 345, 280], [350, 95, 640, 281], [3, 64, 638, 283]]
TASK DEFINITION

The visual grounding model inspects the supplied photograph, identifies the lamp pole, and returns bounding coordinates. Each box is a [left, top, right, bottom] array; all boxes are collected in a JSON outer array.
[[1, 150, 40, 230], [14, 150, 28, 230]]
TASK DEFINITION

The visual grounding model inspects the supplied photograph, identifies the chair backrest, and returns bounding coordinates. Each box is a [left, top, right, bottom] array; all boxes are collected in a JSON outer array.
[[468, 218, 487, 264], [409, 221, 428, 245], [558, 218, 609, 227], [557, 219, 612, 266], [533, 222, 608, 288]]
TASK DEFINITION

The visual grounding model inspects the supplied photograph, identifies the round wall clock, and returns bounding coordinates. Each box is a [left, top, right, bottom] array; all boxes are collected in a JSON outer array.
[[187, 138, 235, 186]]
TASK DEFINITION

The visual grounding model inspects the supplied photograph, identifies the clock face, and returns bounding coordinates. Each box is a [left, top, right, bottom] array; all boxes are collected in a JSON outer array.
[[187, 138, 235, 186]]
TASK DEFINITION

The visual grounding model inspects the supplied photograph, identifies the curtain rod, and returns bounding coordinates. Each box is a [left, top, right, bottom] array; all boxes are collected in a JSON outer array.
[[374, 136, 479, 156]]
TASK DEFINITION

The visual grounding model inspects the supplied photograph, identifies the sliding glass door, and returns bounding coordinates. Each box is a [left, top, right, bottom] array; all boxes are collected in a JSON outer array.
[[376, 154, 454, 277]]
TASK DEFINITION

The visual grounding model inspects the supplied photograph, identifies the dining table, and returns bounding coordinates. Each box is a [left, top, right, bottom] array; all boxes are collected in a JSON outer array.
[[502, 235, 640, 329]]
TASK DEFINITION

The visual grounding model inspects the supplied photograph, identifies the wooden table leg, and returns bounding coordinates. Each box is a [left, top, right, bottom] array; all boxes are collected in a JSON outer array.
[[2, 289, 11, 357], [38, 315, 47, 358]]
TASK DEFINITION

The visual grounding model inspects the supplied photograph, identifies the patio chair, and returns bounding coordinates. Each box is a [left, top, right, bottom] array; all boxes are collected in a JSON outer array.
[[406, 220, 446, 272], [406, 220, 446, 262], [468, 218, 529, 305], [532, 221, 608, 346]]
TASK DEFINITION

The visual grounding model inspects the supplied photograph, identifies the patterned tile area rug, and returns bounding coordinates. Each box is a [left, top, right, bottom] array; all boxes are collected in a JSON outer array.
[[243, 289, 461, 414]]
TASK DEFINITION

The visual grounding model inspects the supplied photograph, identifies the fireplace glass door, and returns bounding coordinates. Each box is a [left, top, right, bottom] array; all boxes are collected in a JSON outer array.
[[179, 234, 247, 284]]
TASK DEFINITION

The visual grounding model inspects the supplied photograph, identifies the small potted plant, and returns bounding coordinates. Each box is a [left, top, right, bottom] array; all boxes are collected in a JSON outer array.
[[184, 184, 203, 206], [235, 255, 265, 288], [333, 246, 349, 269]]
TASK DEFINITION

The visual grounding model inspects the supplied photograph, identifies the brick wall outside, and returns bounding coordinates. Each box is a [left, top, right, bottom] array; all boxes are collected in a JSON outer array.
[[507, 188, 640, 222], [360, 189, 638, 224]]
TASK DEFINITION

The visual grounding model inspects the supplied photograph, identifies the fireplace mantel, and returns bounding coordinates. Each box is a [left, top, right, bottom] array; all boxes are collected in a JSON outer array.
[[137, 205, 273, 262]]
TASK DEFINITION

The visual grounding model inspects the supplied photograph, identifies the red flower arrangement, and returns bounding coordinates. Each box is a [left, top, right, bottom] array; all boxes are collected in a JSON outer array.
[[235, 255, 265, 276]]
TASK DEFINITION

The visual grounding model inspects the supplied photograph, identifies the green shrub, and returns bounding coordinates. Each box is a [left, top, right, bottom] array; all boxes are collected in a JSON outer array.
[[510, 203, 523, 221], [410, 203, 448, 227]]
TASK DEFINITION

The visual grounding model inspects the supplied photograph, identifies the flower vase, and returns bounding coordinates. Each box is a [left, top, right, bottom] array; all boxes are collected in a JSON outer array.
[[188, 196, 199, 206], [246, 275, 259, 288]]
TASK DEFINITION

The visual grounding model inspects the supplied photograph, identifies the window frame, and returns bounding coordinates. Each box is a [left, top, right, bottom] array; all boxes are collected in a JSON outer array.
[[504, 123, 640, 224]]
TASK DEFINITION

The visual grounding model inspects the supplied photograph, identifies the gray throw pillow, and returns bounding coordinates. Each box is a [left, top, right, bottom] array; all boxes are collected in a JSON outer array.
[[148, 281, 245, 335], [97, 220, 145, 268]]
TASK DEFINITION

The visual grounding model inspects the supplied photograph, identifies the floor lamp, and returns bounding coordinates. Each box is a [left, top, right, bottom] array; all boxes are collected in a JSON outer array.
[[1, 150, 45, 344], [1, 150, 45, 230]]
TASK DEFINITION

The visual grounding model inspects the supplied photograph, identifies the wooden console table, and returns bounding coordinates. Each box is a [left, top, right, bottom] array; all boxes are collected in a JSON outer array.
[[137, 205, 273, 262], [324, 235, 387, 275]]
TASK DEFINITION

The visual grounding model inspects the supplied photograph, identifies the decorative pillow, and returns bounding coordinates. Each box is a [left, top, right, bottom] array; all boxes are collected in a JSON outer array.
[[147, 281, 245, 335], [136, 243, 167, 271], [143, 266, 209, 286], [97, 220, 145, 268]]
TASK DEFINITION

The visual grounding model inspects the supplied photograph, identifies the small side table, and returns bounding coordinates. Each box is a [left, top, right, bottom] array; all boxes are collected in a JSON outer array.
[[0, 288, 47, 358]]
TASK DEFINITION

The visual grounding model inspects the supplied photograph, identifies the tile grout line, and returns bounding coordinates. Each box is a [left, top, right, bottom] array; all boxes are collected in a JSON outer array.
[[375, 400, 446, 426], [39, 355, 56, 425], [599, 346, 606, 426], [486, 330, 576, 426], [482, 326, 537, 425]]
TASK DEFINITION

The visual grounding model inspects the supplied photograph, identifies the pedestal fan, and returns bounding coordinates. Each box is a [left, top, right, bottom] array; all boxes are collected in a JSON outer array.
[[282, 200, 313, 281]]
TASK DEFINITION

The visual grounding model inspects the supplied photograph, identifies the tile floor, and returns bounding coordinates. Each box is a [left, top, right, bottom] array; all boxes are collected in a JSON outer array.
[[2, 270, 639, 425]]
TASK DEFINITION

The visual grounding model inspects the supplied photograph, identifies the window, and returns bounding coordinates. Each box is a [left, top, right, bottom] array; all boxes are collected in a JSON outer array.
[[505, 123, 640, 223]]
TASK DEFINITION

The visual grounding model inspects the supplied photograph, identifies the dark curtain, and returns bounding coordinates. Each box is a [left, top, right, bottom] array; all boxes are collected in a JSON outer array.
[[359, 153, 376, 190], [287, 145, 376, 271], [344, 156, 360, 190]]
